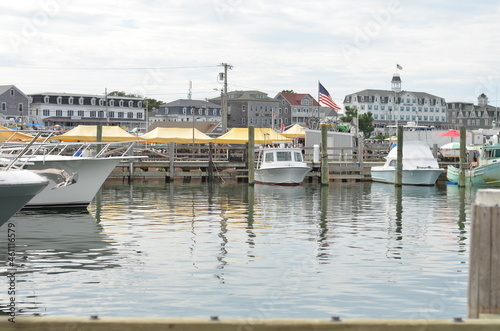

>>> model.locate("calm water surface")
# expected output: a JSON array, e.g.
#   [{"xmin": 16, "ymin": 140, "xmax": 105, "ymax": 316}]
[{"xmin": 0, "ymin": 182, "xmax": 476, "ymax": 319}]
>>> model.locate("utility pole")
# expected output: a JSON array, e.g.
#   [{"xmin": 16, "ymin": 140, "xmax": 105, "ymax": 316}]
[{"xmin": 219, "ymin": 63, "xmax": 232, "ymax": 133}]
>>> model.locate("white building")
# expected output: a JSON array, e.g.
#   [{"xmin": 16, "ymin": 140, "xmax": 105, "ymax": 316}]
[
  {"xmin": 29, "ymin": 92, "xmax": 146, "ymax": 130},
  {"xmin": 343, "ymin": 74, "xmax": 447, "ymax": 134}
]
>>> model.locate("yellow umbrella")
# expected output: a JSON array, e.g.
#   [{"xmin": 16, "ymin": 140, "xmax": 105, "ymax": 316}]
[
  {"xmin": 213, "ymin": 127, "xmax": 292, "ymax": 145},
  {"xmin": 0, "ymin": 126, "xmax": 43, "ymax": 142},
  {"xmin": 49, "ymin": 125, "xmax": 140, "ymax": 142},
  {"xmin": 140, "ymin": 127, "xmax": 213, "ymax": 144},
  {"xmin": 282, "ymin": 124, "xmax": 305, "ymax": 138}
]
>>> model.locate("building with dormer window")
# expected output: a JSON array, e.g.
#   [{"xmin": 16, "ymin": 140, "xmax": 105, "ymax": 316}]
[
  {"xmin": 447, "ymin": 93, "xmax": 499, "ymax": 129},
  {"xmin": 29, "ymin": 92, "xmax": 146, "ymax": 130},
  {"xmin": 343, "ymin": 74, "xmax": 447, "ymax": 135},
  {"xmin": 0, "ymin": 85, "xmax": 31, "ymax": 125},
  {"xmin": 275, "ymin": 92, "xmax": 323, "ymax": 127},
  {"xmin": 210, "ymin": 90, "xmax": 279, "ymax": 129}
]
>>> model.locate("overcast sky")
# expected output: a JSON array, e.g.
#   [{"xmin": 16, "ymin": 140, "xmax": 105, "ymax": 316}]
[{"xmin": 0, "ymin": 0, "xmax": 499, "ymax": 108}]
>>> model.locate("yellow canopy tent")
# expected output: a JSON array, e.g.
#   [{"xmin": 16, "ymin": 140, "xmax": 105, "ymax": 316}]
[
  {"xmin": 0, "ymin": 126, "xmax": 43, "ymax": 142},
  {"xmin": 213, "ymin": 127, "xmax": 292, "ymax": 145},
  {"xmin": 140, "ymin": 127, "xmax": 213, "ymax": 144},
  {"xmin": 282, "ymin": 124, "xmax": 305, "ymax": 138},
  {"xmin": 49, "ymin": 125, "xmax": 140, "ymax": 142}
]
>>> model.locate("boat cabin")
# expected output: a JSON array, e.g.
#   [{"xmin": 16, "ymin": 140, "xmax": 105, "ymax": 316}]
[{"xmin": 261, "ymin": 148, "xmax": 305, "ymax": 164}]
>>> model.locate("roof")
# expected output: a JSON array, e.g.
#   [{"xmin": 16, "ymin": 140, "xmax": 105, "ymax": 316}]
[
  {"xmin": 160, "ymin": 99, "xmax": 221, "ymax": 108},
  {"xmin": 49, "ymin": 125, "xmax": 139, "ymax": 142},
  {"xmin": 148, "ymin": 121, "xmax": 220, "ymax": 134},
  {"xmin": 346, "ymin": 89, "xmax": 443, "ymax": 100},
  {"xmin": 29, "ymin": 92, "xmax": 143, "ymax": 100},
  {"xmin": 210, "ymin": 90, "xmax": 277, "ymax": 102},
  {"xmin": 279, "ymin": 93, "xmax": 320, "ymax": 107}
]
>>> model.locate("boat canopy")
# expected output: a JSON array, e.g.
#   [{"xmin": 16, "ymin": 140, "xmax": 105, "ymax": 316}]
[
  {"xmin": 140, "ymin": 127, "xmax": 213, "ymax": 144},
  {"xmin": 213, "ymin": 128, "xmax": 292, "ymax": 144},
  {"xmin": 386, "ymin": 141, "xmax": 440, "ymax": 169},
  {"xmin": 49, "ymin": 125, "xmax": 140, "ymax": 142}
]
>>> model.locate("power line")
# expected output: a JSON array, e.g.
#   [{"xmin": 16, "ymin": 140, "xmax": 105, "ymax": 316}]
[{"xmin": 0, "ymin": 65, "xmax": 218, "ymax": 70}]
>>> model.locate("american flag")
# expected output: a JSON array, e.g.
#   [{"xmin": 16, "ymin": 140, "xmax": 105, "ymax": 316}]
[
  {"xmin": 318, "ymin": 82, "xmax": 341, "ymax": 110},
  {"xmin": 397, "ymin": 64, "xmax": 403, "ymax": 70}
]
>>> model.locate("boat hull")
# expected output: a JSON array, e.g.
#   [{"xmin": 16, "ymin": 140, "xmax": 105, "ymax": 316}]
[
  {"xmin": 22, "ymin": 156, "xmax": 122, "ymax": 208},
  {"xmin": 254, "ymin": 166, "xmax": 311, "ymax": 185},
  {"xmin": 371, "ymin": 168, "xmax": 443, "ymax": 186},
  {"xmin": 447, "ymin": 163, "xmax": 500, "ymax": 186},
  {"xmin": 0, "ymin": 170, "xmax": 49, "ymax": 226}
]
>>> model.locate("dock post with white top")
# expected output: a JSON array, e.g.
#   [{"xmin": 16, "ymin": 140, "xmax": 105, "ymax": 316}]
[{"xmin": 468, "ymin": 189, "xmax": 500, "ymax": 318}]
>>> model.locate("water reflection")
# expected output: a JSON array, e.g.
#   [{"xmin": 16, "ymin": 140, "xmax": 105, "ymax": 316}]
[{"xmin": 0, "ymin": 182, "xmax": 475, "ymax": 319}]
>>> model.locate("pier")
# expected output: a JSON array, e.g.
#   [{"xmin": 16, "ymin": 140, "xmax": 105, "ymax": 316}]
[{"xmin": 109, "ymin": 144, "xmax": 451, "ymax": 184}]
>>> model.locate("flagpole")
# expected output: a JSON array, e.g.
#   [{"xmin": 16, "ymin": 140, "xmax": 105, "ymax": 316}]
[{"xmin": 317, "ymin": 81, "xmax": 321, "ymax": 130}]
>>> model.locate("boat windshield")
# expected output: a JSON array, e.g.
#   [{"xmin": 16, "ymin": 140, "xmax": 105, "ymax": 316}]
[
  {"xmin": 276, "ymin": 151, "xmax": 292, "ymax": 161},
  {"xmin": 264, "ymin": 152, "xmax": 274, "ymax": 162},
  {"xmin": 294, "ymin": 151, "xmax": 303, "ymax": 162}
]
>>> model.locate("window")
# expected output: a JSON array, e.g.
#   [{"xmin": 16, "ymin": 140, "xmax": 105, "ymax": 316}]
[
  {"xmin": 294, "ymin": 152, "xmax": 303, "ymax": 162},
  {"xmin": 18, "ymin": 103, "xmax": 23, "ymax": 112},
  {"xmin": 109, "ymin": 111, "xmax": 115, "ymax": 118},
  {"xmin": 264, "ymin": 152, "xmax": 274, "ymax": 162},
  {"xmin": 91, "ymin": 98, "xmax": 96, "ymax": 106},
  {"xmin": 44, "ymin": 96, "xmax": 50, "ymax": 104},
  {"xmin": 57, "ymin": 97, "xmax": 62, "ymax": 104},
  {"xmin": 56, "ymin": 110, "xmax": 62, "ymax": 116},
  {"xmin": 43, "ymin": 109, "xmax": 50, "ymax": 116},
  {"xmin": 79, "ymin": 97, "xmax": 84, "ymax": 105},
  {"xmin": 78, "ymin": 111, "xmax": 84, "ymax": 117},
  {"xmin": 1, "ymin": 102, "xmax": 5, "ymax": 111},
  {"xmin": 138, "ymin": 101, "xmax": 142, "ymax": 108},
  {"xmin": 128, "ymin": 101, "xmax": 133, "ymax": 107},
  {"xmin": 137, "ymin": 112, "xmax": 143, "ymax": 119},
  {"xmin": 109, "ymin": 100, "xmax": 115, "ymax": 106},
  {"xmin": 276, "ymin": 151, "xmax": 292, "ymax": 161},
  {"xmin": 119, "ymin": 100, "xmax": 124, "ymax": 107},
  {"xmin": 99, "ymin": 99, "xmax": 105, "ymax": 106},
  {"xmin": 183, "ymin": 107, "xmax": 187, "ymax": 114},
  {"xmin": 118, "ymin": 112, "xmax": 124, "ymax": 118},
  {"xmin": 67, "ymin": 110, "xmax": 74, "ymax": 117},
  {"xmin": 213, "ymin": 109, "xmax": 217, "ymax": 116},
  {"xmin": 90, "ymin": 111, "xmax": 96, "ymax": 117},
  {"xmin": 10, "ymin": 89, "xmax": 14, "ymax": 96},
  {"xmin": 198, "ymin": 109, "xmax": 202, "ymax": 115},
  {"xmin": 98, "ymin": 111, "xmax": 104, "ymax": 118},
  {"xmin": 69, "ymin": 97, "xmax": 74, "ymax": 105},
  {"xmin": 127, "ymin": 112, "xmax": 134, "ymax": 118}
]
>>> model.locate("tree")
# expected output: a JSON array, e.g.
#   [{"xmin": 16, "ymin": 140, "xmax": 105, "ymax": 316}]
[
  {"xmin": 359, "ymin": 112, "xmax": 374, "ymax": 139},
  {"xmin": 339, "ymin": 106, "xmax": 374, "ymax": 138}
]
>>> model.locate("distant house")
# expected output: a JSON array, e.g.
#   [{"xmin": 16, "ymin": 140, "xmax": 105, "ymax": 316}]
[
  {"xmin": 0, "ymin": 85, "xmax": 30, "ymax": 125},
  {"xmin": 210, "ymin": 90, "xmax": 279, "ymax": 129},
  {"xmin": 29, "ymin": 92, "xmax": 146, "ymax": 130},
  {"xmin": 275, "ymin": 92, "xmax": 322, "ymax": 128},
  {"xmin": 154, "ymin": 99, "xmax": 222, "ymax": 123},
  {"xmin": 447, "ymin": 93, "xmax": 499, "ymax": 129}
]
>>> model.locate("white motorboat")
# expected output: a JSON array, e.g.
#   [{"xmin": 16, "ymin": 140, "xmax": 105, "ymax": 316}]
[
  {"xmin": 1, "ymin": 139, "xmax": 140, "ymax": 208},
  {"xmin": 254, "ymin": 147, "xmax": 311, "ymax": 185},
  {"xmin": 371, "ymin": 141, "xmax": 444, "ymax": 185},
  {"xmin": 0, "ymin": 170, "xmax": 49, "ymax": 227}
]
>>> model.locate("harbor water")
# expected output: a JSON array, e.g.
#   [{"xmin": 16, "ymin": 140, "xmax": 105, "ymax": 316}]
[{"xmin": 1, "ymin": 181, "xmax": 475, "ymax": 319}]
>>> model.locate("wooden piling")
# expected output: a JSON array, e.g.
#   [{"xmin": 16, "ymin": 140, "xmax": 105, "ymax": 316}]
[
  {"xmin": 469, "ymin": 189, "xmax": 500, "ymax": 318},
  {"xmin": 395, "ymin": 126, "xmax": 403, "ymax": 186},
  {"xmin": 321, "ymin": 125, "xmax": 329, "ymax": 185},
  {"xmin": 459, "ymin": 126, "xmax": 467, "ymax": 187},
  {"xmin": 168, "ymin": 142, "xmax": 175, "ymax": 183},
  {"xmin": 248, "ymin": 125, "xmax": 255, "ymax": 185},
  {"xmin": 207, "ymin": 142, "xmax": 214, "ymax": 183}
]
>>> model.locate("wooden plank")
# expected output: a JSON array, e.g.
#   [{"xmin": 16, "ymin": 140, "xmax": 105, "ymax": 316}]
[{"xmin": 3, "ymin": 317, "xmax": 500, "ymax": 331}]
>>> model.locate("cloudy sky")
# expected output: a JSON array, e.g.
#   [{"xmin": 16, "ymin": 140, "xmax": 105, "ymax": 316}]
[{"xmin": 0, "ymin": 0, "xmax": 499, "ymax": 108}]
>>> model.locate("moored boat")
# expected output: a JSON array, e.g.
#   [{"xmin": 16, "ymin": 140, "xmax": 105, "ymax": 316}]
[
  {"xmin": 371, "ymin": 141, "xmax": 444, "ymax": 186},
  {"xmin": 254, "ymin": 147, "xmax": 311, "ymax": 185},
  {"xmin": 447, "ymin": 144, "xmax": 500, "ymax": 186}
]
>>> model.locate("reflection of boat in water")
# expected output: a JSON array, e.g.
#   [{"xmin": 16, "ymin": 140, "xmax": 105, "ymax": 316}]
[
  {"xmin": 447, "ymin": 144, "xmax": 500, "ymax": 186},
  {"xmin": 0, "ymin": 169, "xmax": 49, "ymax": 227},
  {"xmin": 0, "ymin": 210, "xmax": 118, "ymax": 271},
  {"xmin": 371, "ymin": 141, "xmax": 444, "ymax": 185},
  {"xmin": 254, "ymin": 147, "xmax": 311, "ymax": 185}
]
